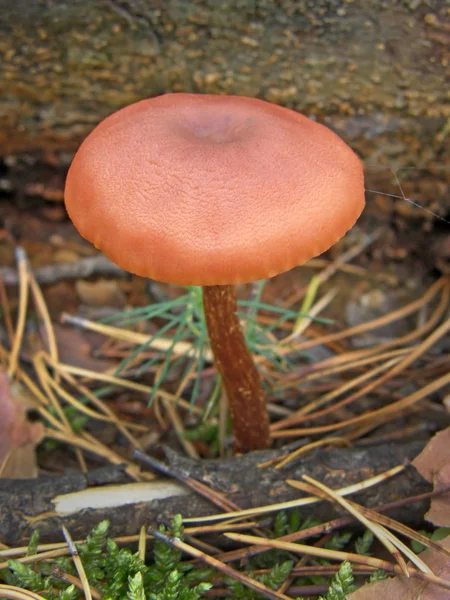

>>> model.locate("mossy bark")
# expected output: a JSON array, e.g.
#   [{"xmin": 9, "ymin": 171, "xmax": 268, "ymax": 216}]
[
  {"xmin": 0, "ymin": 442, "xmax": 430, "ymax": 545},
  {"xmin": 0, "ymin": 2, "xmax": 448, "ymax": 172}
]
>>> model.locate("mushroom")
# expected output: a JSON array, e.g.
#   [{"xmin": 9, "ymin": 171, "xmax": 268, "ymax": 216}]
[{"xmin": 64, "ymin": 93, "xmax": 365, "ymax": 453}]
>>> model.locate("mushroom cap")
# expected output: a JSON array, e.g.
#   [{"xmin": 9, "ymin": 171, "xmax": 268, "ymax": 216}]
[{"xmin": 65, "ymin": 93, "xmax": 365, "ymax": 286}]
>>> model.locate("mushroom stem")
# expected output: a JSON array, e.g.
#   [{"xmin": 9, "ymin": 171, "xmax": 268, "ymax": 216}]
[{"xmin": 202, "ymin": 284, "xmax": 271, "ymax": 452}]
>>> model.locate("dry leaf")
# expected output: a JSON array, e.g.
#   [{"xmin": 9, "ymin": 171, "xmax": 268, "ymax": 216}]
[
  {"xmin": 413, "ymin": 427, "xmax": 450, "ymax": 527},
  {"xmin": 0, "ymin": 370, "xmax": 43, "ymax": 479},
  {"xmin": 424, "ymin": 461, "xmax": 450, "ymax": 527},
  {"xmin": 351, "ymin": 432, "xmax": 450, "ymax": 598},
  {"xmin": 349, "ymin": 536, "xmax": 450, "ymax": 600},
  {"xmin": 52, "ymin": 323, "xmax": 115, "ymax": 372},
  {"xmin": 413, "ymin": 428, "xmax": 450, "ymax": 483}
]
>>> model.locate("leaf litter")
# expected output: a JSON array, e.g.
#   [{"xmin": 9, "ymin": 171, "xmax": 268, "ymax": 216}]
[
  {"xmin": 0, "ymin": 177, "xmax": 449, "ymax": 597},
  {"xmin": 0, "ymin": 370, "xmax": 43, "ymax": 478}
]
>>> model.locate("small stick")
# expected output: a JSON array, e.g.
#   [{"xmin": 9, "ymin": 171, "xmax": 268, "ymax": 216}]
[
  {"xmin": 133, "ymin": 450, "xmax": 239, "ymax": 513},
  {"xmin": 0, "ymin": 255, "xmax": 124, "ymax": 286}
]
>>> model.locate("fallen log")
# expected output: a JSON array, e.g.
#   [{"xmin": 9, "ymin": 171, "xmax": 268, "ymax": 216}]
[
  {"xmin": 1, "ymin": 1, "xmax": 448, "ymax": 216},
  {"xmin": 0, "ymin": 441, "xmax": 431, "ymax": 545}
]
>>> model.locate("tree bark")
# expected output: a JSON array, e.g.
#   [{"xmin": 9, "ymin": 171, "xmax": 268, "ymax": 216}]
[
  {"xmin": 1, "ymin": 1, "xmax": 448, "ymax": 213},
  {"xmin": 0, "ymin": 441, "xmax": 431, "ymax": 546}
]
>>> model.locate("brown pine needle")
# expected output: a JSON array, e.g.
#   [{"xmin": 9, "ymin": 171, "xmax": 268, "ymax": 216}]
[
  {"xmin": 51, "ymin": 566, "xmax": 101, "ymax": 600},
  {"xmin": 8, "ymin": 248, "xmax": 29, "ymax": 379},
  {"xmin": 161, "ymin": 397, "xmax": 200, "ymax": 459},
  {"xmin": 300, "ymin": 489, "xmax": 450, "ymax": 563},
  {"xmin": 300, "ymin": 475, "xmax": 410, "ymax": 577},
  {"xmin": 58, "ymin": 368, "xmax": 148, "ymax": 435},
  {"xmin": 149, "ymin": 528, "xmax": 292, "ymax": 600},
  {"xmin": 50, "ymin": 359, "xmax": 203, "ymax": 415},
  {"xmin": 33, "ymin": 351, "xmax": 87, "ymax": 470},
  {"xmin": 0, "ymin": 548, "xmax": 73, "ymax": 572},
  {"xmin": 272, "ymin": 368, "xmax": 450, "ymax": 438},
  {"xmin": 274, "ymin": 313, "xmax": 450, "ymax": 436},
  {"xmin": 273, "ymin": 436, "xmax": 351, "ymax": 469},
  {"xmin": 44, "ymin": 367, "xmax": 143, "ymax": 449},
  {"xmin": 184, "ymin": 521, "xmax": 260, "ymax": 536},
  {"xmin": 46, "ymin": 375, "xmax": 117, "ymax": 422},
  {"xmin": 303, "ymin": 481, "xmax": 433, "ymax": 577},
  {"xmin": 61, "ymin": 526, "xmax": 94, "ymax": 600},
  {"xmin": 271, "ymin": 355, "xmax": 402, "ymax": 431},
  {"xmin": 298, "ymin": 476, "xmax": 436, "ymax": 577},
  {"xmin": 28, "ymin": 271, "xmax": 59, "ymax": 373},
  {"xmin": 279, "ymin": 277, "xmax": 448, "ymax": 385},
  {"xmin": 279, "ymin": 276, "xmax": 447, "ymax": 355},
  {"xmin": 379, "ymin": 526, "xmax": 433, "ymax": 574},
  {"xmin": 0, "ymin": 451, "xmax": 12, "ymax": 478},
  {"xmin": 347, "ymin": 500, "xmax": 450, "ymax": 560},
  {"xmin": 61, "ymin": 312, "xmax": 213, "ymax": 361},
  {"xmin": 0, "ymin": 585, "xmax": 48, "ymax": 600},
  {"xmin": 224, "ymin": 532, "xmax": 450, "ymax": 592},
  {"xmin": 0, "ymin": 276, "xmax": 14, "ymax": 346},
  {"xmin": 216, "ymin": 486, "xmax": 450, "ymax": 565},
  {"xmin": 33, "ymin": 352, "xmax": 72, "ymax": 431},
  {"xmin": 286, "ymin": 463, "xmax": 403, "ymax": 496},
  {"xmin": 0, "ymin": 532, "xmax": 159, "ymax": 563},
  {"xmin": 277, "ymin": 347, "xmax": 409, "ymax": 390},
  {"xmin": 44, "ymin": 428, "xmax": 144, "ymax": 480}
]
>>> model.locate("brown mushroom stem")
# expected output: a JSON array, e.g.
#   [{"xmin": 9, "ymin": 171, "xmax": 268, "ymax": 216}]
[{"xmin": 202, "ymin": 284, "xmax": 271, "ymax": 452}]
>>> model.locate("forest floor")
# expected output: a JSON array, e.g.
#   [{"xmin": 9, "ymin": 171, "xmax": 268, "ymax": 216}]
[{"xmin": 0, "ymin": 153, "xmax": 449, "ymax": 599}]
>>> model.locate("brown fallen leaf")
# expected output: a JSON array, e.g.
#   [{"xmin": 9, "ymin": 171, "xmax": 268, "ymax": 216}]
[
  {"xmin": 413, "ymin": 427, "xmax": 450, "ymax": 527},
  {"xmin": 51, "ymin": 323, "xmax": 115, "ymax": 372},
  {"xmin": 426, "ymin": 463, "xmax": 450, "ymax": 528},
  {"xmin": 0, "ymin": 370, "xmax": 43, "ymax": 479},
  {"xmin": 349, "ymin": 536, "xmax": 450, "ymax": 600}
]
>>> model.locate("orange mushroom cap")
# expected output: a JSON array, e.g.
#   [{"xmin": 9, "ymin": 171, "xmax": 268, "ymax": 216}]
[{"xmin": 65, "ymin": 93, "xmax": 365, "ymax": 286}]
